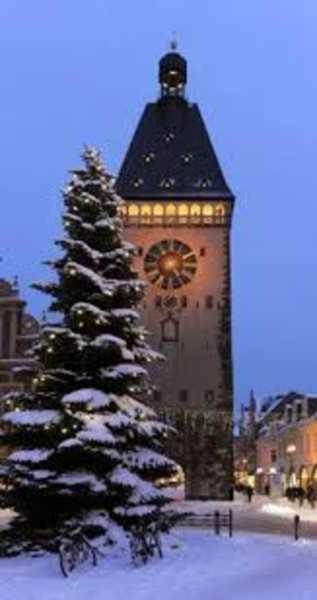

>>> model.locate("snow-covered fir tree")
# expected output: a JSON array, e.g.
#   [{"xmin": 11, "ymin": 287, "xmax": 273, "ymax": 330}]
[{"xmin": 0, "ymin": 147, "xmax": 179, "ymax": 558}]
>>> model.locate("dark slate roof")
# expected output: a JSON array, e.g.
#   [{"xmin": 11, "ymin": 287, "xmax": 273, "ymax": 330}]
[{"xmin": 116, "ymin": 96, "xmax": 234, "ymax": 201}]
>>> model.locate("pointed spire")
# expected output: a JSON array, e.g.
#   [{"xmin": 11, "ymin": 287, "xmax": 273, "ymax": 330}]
[{"xmin": 170, "ymin": 33, "xmax": 178, "ymax": 52}]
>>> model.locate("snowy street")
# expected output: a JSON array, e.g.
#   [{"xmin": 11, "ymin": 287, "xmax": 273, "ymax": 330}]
[
  {"xmin": 173, "ymin": 494, "xmax": 317, "ymax": 539},
  {"xmin": 0, "ymin": 528, "xmax": 316, "ymax": 600}
]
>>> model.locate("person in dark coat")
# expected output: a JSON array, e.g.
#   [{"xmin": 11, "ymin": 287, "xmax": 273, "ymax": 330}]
[
  {"xmin": 246, "ymin": 486, "xmax": 254, "ymax": 503},
  {"xmin": 297, "ymin": 486, "xmax": 305, "ymax": 507},
  {"xmin": 307, "ymin": 485, "xmax": 316, "ymax": 509}
]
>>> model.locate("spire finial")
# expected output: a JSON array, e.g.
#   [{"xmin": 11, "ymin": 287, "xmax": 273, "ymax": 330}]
[{"xmin": 170, "ymin": 32, "xmax": 177, "ymax": 51}]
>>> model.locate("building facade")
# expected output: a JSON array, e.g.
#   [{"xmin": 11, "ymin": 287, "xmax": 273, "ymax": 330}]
[
  {"xmin": 256, "ymin": 392, "xmax": 317, "ymax": 495},
  {"xmin": 0, "ymin": 278, "xmax": 39, "ymax": 400},
  {"xmin": 234, "ymin": 391, "xmax": 258, "ymax": 488},
  {"xmin": 116, "ymin": 47, "xmax": 235, "ymax": 499}
]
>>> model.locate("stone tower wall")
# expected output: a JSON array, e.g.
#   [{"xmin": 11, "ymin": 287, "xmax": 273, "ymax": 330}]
[{"xmin": 124, "ymin": 222, "xmax": 233, "ymax": 499}]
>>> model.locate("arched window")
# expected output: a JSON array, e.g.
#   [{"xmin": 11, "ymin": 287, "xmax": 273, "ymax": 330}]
[
  {"xmin": 178, "ymin": 204, "xmax": 189, "ymax": 216},
  {"xmin": 190, "ymin": 204, "xmax": 201, "ymax": 216},
  {"xmin": 166, "ymin": 203, "xmax": 176, "ymax": 217},
  {"xmin": 161, "ymin": 316, "xmax": 179, "ymax": 342},
  {"xmin": 128, "ymin": 204, "xmax": 139, "ymax": 217},
  {"xmin": 215, "ymin": 204, "xmax": 225, "ymax": 217},
  {"xmin": 202, "ymin": 204, "xmax": 213, "ymax": 216},
  {"xmin": 140, "ymin": 204, "xmax": 151, "ymax": 217},
  {"xmin": 153, "ymin": 204, "xmax": 164, "ymax": 216}
]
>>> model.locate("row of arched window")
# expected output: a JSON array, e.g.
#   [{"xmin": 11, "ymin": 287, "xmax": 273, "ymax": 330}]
[{"xmin": 122, "ymin": 202, "xmax": 227, "ymax": 220}]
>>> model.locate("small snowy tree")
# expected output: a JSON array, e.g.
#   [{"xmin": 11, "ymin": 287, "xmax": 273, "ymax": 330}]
[{"xmin": 0, "ymin": 148, "xmax": 179, "ymax": 558}]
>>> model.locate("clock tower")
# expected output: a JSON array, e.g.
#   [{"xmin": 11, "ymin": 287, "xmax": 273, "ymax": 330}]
[{"xmin": 116, "ymin": 45, "xmax": 235, "ymax": 499}]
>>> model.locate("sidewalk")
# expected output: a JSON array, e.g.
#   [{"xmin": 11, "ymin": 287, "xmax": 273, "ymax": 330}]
[{"xmin": 171, "ymin": 493, "xmax": 317, "ymax": 539}]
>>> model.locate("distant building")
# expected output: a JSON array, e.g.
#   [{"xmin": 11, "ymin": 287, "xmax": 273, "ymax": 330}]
[
  {"xmin": 0, "ymin": 278, "xmax": 39, "ymax": 398},
  {"xmin": 234, "ymin": 391, "xmax": 258, "ymax": 487},
  {"xmin": 256, "ymin": 392, "xmax": 317, "ymax": 495}
]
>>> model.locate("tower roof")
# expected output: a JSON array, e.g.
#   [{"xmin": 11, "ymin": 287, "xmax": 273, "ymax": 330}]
[{"xmin": 116, "ymin": 49, "xmax": 234, "ymax": 201}]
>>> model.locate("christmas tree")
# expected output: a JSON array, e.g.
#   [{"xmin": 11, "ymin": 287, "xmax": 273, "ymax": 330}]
[{"xmin": 0, "ymin": 147, "xmax": 179, "ymax": 559}]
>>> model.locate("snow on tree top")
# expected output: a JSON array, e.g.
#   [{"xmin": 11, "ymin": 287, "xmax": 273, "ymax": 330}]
[
  {"xmin": 102, "ymin": 364, "xmax": 147, "ymax": 379},
  {"xmin": 110, "ymin": 467, "xmax": 141, "ymax": 488},
  {"xmin": 62, "ymin": 239, "xmax": 103, "ymax": 261},
  {"xmin": 111, "ymin": 308, "xmax": 139, "ymax": 320},
  {"xmin": 115, "ymin": 505, "xmax": 157, "ymax": 517},
  {"xmin": 58, "ymin": 438, "xmax": 83, "ymax": 449},
  {"xmin": 137, "ymin": 420, "xmax": 172, "ymax": 437},
  {"xmin": 32, "ymin": 470, "xmax": 56, "ymax": 480},
  {"xmin": 62, "ymin": 388, "xmax": 112, "ymax": 410},
  {"xmin": 55, "ymin": 472, "xmax": 106, "ymax": 492},
  {"xmin": 115, "ymin": 395, "xmax": 156, "ymax": 419},
  {"xmin": 77, "ymin": 414, "xmax": 116, "ymax": 445},
  {"xmin": 8, "ymin": 449, "xmax": 53, "ymax": 463},
  {"xmin": 2, "ymin": 410, "xmax": 61, "ymax": 426},
  {"xmin": 126, "ymin": 448, "xmax": 175, "ymax": 469},
  {"xmin": 71, "ymin": 303, "xmax": 109, "ymax": 321},
  {"xmin": 78, "ymin": 426, "xmax": 116, "ymax": 445},
  {"xmin": 92, "ymin": 334, "xmax": 126, "ymax": 349},
  {"xmin": 105, "ymin": 413, "xmax": 132, "ymax": 430},
  {"xmin": 65, "ymin": 262, "xmax": 113, "ymax": 296}
]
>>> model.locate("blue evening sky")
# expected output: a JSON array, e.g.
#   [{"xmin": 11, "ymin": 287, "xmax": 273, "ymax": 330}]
[{"xmin": 1, "ymin": 1, "xmax": 316, "ymax": 408}]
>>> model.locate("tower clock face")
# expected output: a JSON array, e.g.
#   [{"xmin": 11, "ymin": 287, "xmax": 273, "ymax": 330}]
[{"xmin": 144, "ymin": 239, "xmax": 197, "ymax": 289}]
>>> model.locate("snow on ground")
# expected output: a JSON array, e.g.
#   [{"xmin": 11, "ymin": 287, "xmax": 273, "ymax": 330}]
[{"xmin": 0, "ymin": 528, "xmax": 316, "ymax": 600}]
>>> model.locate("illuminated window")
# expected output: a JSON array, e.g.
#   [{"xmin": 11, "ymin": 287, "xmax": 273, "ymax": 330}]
[
  {"xmin": 153, "ymin": 204, "xmax": 164, "ymax": 216},
  {"xmin": 202, "ymin": 204, "xmax": 214, "ymax": 217},
  {"xmin": 190, "ymin": 204, "xmax": 201, "ymax": 216},
  {"xmin": 128, "ymin": 204, "xmax": 139, "ymax": 217},
  {"xmin": 178, "ymin": 204, "xmax": 189, "ymax": 216},
  {"xmin": 141, "ymin": 204, "xmax": 151, "ymax": 216},
  {"xmin": 166, "ymin": 203, "xmax": 176, "ymax": 216},
  {"xmin": 215, "ymin": 204, "xmax": 225, "ymax": 217}
]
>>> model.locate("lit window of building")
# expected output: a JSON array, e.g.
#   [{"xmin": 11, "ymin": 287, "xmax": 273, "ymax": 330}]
[
  {"xmin": 190, "ymin": 203, "xmax": 201, "ymax": 216},
  {"xmin": 153, "ymin": 203, "xmax": 164, "ymax": 216},
  {"xmin": 128, "ymin": 204, "xmax": 139, "ymax": 217}
]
